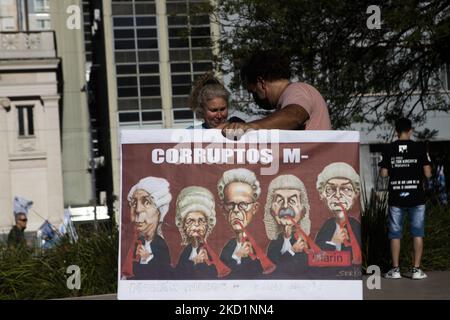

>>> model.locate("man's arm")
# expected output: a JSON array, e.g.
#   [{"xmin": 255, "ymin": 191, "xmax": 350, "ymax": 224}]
[
  {"xmin": 248, "ymin": 104, "xmax": 310, "ymax": 130},
  {"xmin": 7, "ymin": 228, "xmax": 18, "ymax": 249},
  {"xmin": 423, "ymin": 165, "xmax": 433, "ymax": 191},
  {"xmin": 220, "ymin": 104, "xmax": 309, "ymax": 137},
  {"xmin": 7, "ymin": 229, "xmax": 15, "ymax": 247}
]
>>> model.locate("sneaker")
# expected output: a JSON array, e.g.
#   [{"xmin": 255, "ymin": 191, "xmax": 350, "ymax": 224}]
[
  {"xmin": 384, "ymin": 267, "xmax": 402, "ymax": 279},
  {"xmin": 411, "ymin": 267, "xmax": 427, "ymax": 280}
]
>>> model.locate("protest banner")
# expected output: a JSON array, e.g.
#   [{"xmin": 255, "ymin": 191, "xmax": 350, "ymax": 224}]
[{"xmin": 118, "ymin": 129, "xmax": 362, "ymax": 300}]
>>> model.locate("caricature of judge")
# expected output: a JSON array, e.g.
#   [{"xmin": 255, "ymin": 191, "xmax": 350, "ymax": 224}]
[
  {"xmin": 315, "ymin": 163, "xmax": 362, "ymax": 265},
  {"xmin": 123, "ymin": 176, "xmax": 173, "ymax": 280},
  {"xmin": 174, "ymin": 186, "xmax": 220, "ymax": 279},
  {"xmin": 217, "ymin": 168, "xmax": 264, "ymax": 279},
  {"xmin": 264, "ymin": 175, "xmax": 311, "ymax": 278}
]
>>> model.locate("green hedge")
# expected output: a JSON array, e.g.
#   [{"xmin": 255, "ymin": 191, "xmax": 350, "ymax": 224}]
[
  {"xmin": 0, "ymin": 226, "xmax": 118, "ymax": 300},
  {"xmin": 361, "ymin": 192, "xmax": 450, "ymax": 273}
]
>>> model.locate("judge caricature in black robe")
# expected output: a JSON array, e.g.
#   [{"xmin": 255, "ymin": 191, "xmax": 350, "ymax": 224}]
[
  {"xmin": 315, "ymin": 162, "xmax": 362, "ymax": 273},
  {"xmin": 217, "ymin": 168, "xmax": 266, "ymax": 279},
  {"xmin": 174, "ymin": 186, "xmax": 223, "ymax": 279},
  {"xmin": 123, "ymin": 176, "xmax": 173, "ymax": 280},
  {"xmin": 264, "ymin": 175, "xmax": 311, "ymax": 278}
]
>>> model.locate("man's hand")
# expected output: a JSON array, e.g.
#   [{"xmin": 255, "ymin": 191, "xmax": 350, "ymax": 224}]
[
  {"xmin": 236, "ymin": 241, "xmax": 254, "ymax": 258},
  {"xmin": 331, "ymin": 228, "xmax": 349, "ymax": 245},
  {"xmin": 215, "ymin": 122, "xmax": 227, "ymax": 130},
  {"xmin": 221, "ymin": 123, "xmax": 255, "ymax": 140},
  {"xmin": 292, "ymin": 236, "xmax": 307, "ymax": 253},
  {"xmin": 193, "ymin": 248, "xmax": 208, "ymax": 265},
  {"xmin": 283, "ymin": 225, "xmax": 293, "ymax": 238},
  {"xmin": 136, "ymin": 245, "xmax": 152, "ymax": 261}
]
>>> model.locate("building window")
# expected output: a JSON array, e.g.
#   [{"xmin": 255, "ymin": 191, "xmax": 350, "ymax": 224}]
[
  {"xmin": 0, "ymin": 0, "xmax": 51, "ymax": 31},
  {"xmin": 167, "ymin": 1, "xmax": 213, "ymax": 123},
  {"xmin": 112, "ymin": 0, "xmax": 160, "ymax": 126},
  {"xmin": 33, "ymin": 0, "xmax": 50, "ymax": 12},
  {"xmin": 173, "ymin": 109, "xmax": 194, "ymax": 120},
  {"xmin": 112, "ymin": 0, "xmax": 214, "ymax": 126},
  {"xmin": 0, "ymin": 17, "xmax": 17, "ymax": 31},
  {"xmin": 27, "ymin": 0, "xmax": 52, "ymax": 31},
  {"xmin": 0, "ymin": 0, "xmax": 19, "ymax": 31},
  {"xmin": 35, "ymin": 18, "xmax": 51, "ymax": 30},
  {"xmin": 17, "ymin": 106, "xmax": 34, "ymax": 137}
]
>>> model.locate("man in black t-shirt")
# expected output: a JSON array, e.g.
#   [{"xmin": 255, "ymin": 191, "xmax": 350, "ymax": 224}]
[{"xmin": 378, "ymin": 118, "xmax": 432, "ymax": 280}]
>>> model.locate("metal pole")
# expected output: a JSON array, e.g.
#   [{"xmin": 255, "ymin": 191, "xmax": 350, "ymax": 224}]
[
  {"xmin": 90, "ymin": 157, "xmax": 98, "ymax": 231},
  {"xmin": 84, "ymin": 81, "xmax": 97, "ymax": 232}
]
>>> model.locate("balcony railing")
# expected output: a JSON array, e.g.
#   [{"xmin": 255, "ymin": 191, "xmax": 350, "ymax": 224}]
[{"xmin": 0, "ymin": 31, "xmax": 55, "ymax": 59}]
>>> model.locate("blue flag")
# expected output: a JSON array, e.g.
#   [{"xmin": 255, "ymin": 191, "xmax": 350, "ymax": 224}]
[
  {"xmin": 38, "ymin": 220, "xmax": 61, "ymax": 249},
  {"xmin": 59, "ymin": 207, "xmax": 79, "ymax": 243},
  {"xmin": 13, "ymin": 196, "xmax": 33, "ymax": 216}
]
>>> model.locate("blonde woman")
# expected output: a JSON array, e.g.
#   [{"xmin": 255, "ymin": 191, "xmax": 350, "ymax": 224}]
[{"xmin": 188, "ymin": 73, "xmax": 244, "ymax": 129}]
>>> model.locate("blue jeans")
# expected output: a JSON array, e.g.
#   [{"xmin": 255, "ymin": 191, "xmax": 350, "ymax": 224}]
[{"xmin": 388, "ymin": 205, "xmax": 425, "ymax": 239}]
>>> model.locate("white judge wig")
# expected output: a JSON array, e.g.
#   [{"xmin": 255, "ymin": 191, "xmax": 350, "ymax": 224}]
[
  {"xmin": 264, "ymin": 175, "xmax": 311, "ymax": 240},
  {"xmin": 217, "ymin": 168, "xmax": 261, "ymax": 201},
  {"xmin": 316, "ymin": 162, "xmax": 360, "ymax": 194},
  {"xmin": 127, "ymin": 176, "xmax": 172, "ymax": 222},
  {"xmin": 175, "ymin": 186, "xmax": 216, "ymax": 245}
]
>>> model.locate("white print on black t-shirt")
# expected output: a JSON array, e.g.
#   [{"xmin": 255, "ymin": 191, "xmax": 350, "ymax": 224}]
[
  {"xmin": 390, "ymin": 179, "xmax": 419, "ymax": 191},
  {"xmin": 380, "ymin": 140, "xmax": 430, "ymax": 206},
  {"xmin": 391, "ymin": 156, "xmax": 418, "ymax": 168}
]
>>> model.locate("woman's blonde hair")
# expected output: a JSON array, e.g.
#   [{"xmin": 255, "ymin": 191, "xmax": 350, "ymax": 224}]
[{"xmin": 189, "ymin": 72, "xmax": 230, "ymax": 120}]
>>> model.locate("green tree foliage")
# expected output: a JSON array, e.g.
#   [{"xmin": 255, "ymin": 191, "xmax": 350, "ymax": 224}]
[{"xmin": 213, "ymin": 0, "xmax": 450, "ymax": 129}]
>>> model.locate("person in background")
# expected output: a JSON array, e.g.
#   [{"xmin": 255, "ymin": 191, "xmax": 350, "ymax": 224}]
[
  {"xmin": 8, "ymin": 196, "xmax": 33, "ymax": 250},
  {"xmin": 379, "ymin": 117, "xmax": 432, "ymax": 280},
  {"xmin": 436, "ymin": 160, "xmax": 448, "ymax": 206},
  {"xmin": 8, "ymin": 212, "xmax": 28, "ymax": 250},
  {"xmin": 188, "ymin": 72, "xmax": 244, "ymax": 129},
  {"xmin": 429, "ymin": 155, "xmax": 448, "ymax": 206}
]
